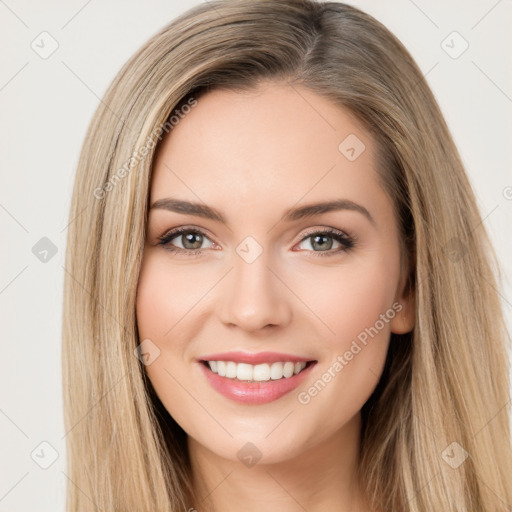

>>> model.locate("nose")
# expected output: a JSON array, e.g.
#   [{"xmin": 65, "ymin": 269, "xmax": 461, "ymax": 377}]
[{"xmin": 218, "ymin": 252, "xmax": 292, "ymax": 333}]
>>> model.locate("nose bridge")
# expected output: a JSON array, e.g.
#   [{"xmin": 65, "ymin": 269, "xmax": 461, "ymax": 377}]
[{"xmin": 218, "ymin": 245, "xmax": 291, "ymax": 331}]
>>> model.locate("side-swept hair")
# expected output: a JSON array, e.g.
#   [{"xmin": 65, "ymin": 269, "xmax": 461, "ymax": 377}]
[{"xmin": 62, "ymin": 1, "xmax": 512, "ymax": 510}]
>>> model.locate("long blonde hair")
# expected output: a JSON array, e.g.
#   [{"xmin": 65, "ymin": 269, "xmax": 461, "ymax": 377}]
[{"xmin": 62, "ymin": 1, "xmax": 512, "ymax": 510}]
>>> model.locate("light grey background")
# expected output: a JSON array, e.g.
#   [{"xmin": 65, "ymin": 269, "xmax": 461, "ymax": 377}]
[{"xmin": 1, "ymin": 1, "xmax": 511, "ymax": 510}]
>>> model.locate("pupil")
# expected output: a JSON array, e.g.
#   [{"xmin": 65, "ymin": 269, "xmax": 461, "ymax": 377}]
[
  {"xmin": 179, "ymin": 233, "xmax": 334, "ymax": 251},
  {"xmin": 312, "ymin": 234, "xmax": 332, "ymax": 251},
  {"xmin": 183, "ymin": 232, "xmax": 202, "ymax": 249}
]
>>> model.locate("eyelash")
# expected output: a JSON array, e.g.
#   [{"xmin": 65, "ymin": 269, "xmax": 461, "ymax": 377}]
[{"xmin": 156, "ymin": 226, "xmax": 356, "ymax": 258}]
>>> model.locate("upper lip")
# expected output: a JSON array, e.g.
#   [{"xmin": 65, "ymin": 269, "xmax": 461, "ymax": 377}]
[{"xmin": 198, "ymin": 351, "xmax": 316, "ymax": 365}]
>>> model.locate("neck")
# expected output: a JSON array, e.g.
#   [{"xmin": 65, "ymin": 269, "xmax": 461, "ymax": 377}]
[{"xmin": 186, "ymin": 412, "xmax": 369, "ymax": 512}]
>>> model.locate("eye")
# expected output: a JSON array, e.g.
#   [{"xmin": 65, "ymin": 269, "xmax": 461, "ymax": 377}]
[
  {"xmin": 157, "ymin": 227, "xmax": 216, "ymax": 256},
  {"xmin": 156, "ymin": 226, "xmax": 356, "ymax": 257},
  {"xmin": 294, "ymin": 228, "xmax": 355, "ymax": 257}
]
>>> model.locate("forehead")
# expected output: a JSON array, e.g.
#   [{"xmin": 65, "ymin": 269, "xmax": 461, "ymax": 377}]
[{"xmin": 149, "ymin": 82, "xmax": 385, "ymax": 221}]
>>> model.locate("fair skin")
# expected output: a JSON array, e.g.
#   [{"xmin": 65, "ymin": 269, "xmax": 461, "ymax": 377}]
[{"xmin": 136, "ymin": 81, "xmax": 415, "ymax": 512}]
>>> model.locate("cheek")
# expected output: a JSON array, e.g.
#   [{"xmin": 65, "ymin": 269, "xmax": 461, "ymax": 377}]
[
  {"xmin": 292, "ymin": 259, "xmax": 398, "ymax": 439},
  {"xmin": 135, "ymin": 256, "xmax": 190, "ymax": 417},
  {"xmin": 135, "ymin": 254, "xmax": 185, "ymax": 379},
  {"xmin": 135, "ymin": 252, "xmax": 215, "ymax": 403},
  {"xmin": 135, "ymin": 253, "xmax": 200, "ymax": 344},
  {"xmin": 292, "ymin": 253, "xmax": 400, "ymax": 347}
]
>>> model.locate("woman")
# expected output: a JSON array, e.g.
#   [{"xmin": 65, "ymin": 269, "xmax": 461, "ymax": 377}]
[{"xmin": 62, "ymin": 0, "xmax": 512, "ymax": 510}]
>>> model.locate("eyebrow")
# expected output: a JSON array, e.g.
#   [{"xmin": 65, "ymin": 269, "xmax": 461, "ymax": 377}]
[{"xmin": 150, "ymin": 197, "xmax": 375, "ymax": 226}]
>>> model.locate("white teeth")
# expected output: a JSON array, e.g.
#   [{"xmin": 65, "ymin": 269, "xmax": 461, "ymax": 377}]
[
  {"xmin": 270, "ymin": 362, "xmax": 283, "ymax": 380},
  {"xmin": 225, "ymin": 361, "xmax": 237, "ymax": 378},
  {"xmin": 236, "ymin": 363, "xmax": 253, "ymax": 381},
  {"xmin": 283, "ymin": 362, "xmax": 294, "ymax": 378},
  {"xmin": 253, "ymin": 363, "xmax": 270, "ymax": 381},
  {"xmin": 206, "ymin": 360, "xmax": 308, "ymax": 381},
  {"xmin": 217, "ymin": 361, "xmax": 226, "ymax": 377}
]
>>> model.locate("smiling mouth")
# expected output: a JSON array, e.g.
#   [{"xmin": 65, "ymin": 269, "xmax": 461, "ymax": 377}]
[{"xmin": 200, "ymin": 359, "xmax": 317, "ymax": 382}]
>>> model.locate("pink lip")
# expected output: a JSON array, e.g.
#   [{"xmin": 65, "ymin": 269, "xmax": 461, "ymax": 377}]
[
  {"xmin": 198, "ymin": 351, "xmax": 314, "ymax": 365},
  {"xmin": 198, "ymin": 360, "xmax": 317, "ymax": 405}
]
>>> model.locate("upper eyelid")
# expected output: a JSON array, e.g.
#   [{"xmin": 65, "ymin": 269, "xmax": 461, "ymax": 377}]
[
  {"xmin": 158, "ymin": 226, "xmax": 215, "ymax": 243},
  {"xmin": 158, "ymin": 225, "xmax": 353, "ymax": 246}
]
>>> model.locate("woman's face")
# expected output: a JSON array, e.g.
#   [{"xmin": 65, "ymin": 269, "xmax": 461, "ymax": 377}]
[{"xmin": 136, "ymin": 81, "xmax": 414, "ymax": 465}]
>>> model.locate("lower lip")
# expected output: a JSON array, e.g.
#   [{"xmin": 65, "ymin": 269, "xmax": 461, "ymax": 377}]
[{"xmin": 198, "ymin": 361, "xmax": 317, "ymax": 405}]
